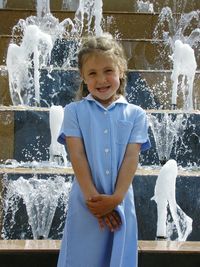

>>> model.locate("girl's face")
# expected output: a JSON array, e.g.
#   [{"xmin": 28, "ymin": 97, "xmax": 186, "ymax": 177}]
[{"xmin": 81, "ymin": 52, "xmax": 122, "ymax": 107}]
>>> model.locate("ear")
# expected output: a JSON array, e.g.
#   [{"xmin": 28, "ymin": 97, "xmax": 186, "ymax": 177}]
[
  {"xmin": 118, "ymin": 67, "xmax": 124, "ymax": 79},
  {"xmin": 80, "ymin": 72, "xmax": 86, "ymax": 84},
  {"xmin": 119, "ymin": 71, "xmax": 124, "ymax": 79}
]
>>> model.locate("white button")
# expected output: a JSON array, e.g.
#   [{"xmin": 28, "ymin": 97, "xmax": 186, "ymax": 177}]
[
  {"xmin": 104, "ymin": 111, "xmax": 107, "ymax": 115},
  {"xmin": 104, "ymin": 129, "xmax": 108, "ymax": 134},
  {"xmin": 105, "ymin": 148, "xmax": 109, "ymax": 153},
  {"xmin": 106, "ymin": 170, "xmax": 110, "ymax": 175}
]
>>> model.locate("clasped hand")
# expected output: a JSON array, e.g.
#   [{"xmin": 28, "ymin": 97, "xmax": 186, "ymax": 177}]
[{"xmin": 86, "ymin": 194, "xmax": 122, "ymax": 232}]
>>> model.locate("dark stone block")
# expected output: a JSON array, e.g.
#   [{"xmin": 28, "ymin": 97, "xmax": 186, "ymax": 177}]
[
  {"xmin": 141, "ymin": 113, "xmax": 200, "ymax": 167},
  {"xmin": 14, "ymin": 111, "xmax": 50, "ymax": 162},
  {"xmin": 31, "ymin": 69, "xmax": 160, "ymax": 108},
  {"xmin": 39, "ymin": 69, "xmax": 80, "ymax": 107},
  {"xmin": 133, "ymin": 174, "xmax": 200, "ymax": 241},
  {"xmin": 2, "ymin": 173, "xmax": 200, "ymax": 241},
  {"xmin": 138, "ymin": 253, "xmax": 200, "ymax": 267},
  {"xmin": 0, "ymin": 253, "xmax": 58, "ymax": 267},
  {"xmin": 11, "ymin": 109, "xmax": 200, "ymax": 166},
  {"xmin": 126, "ymin": 71, "xmax": 160, "ymax": 109},
  {"xmin": 2, "ymin": 173, "xmax": 70, "ymax": 240}
]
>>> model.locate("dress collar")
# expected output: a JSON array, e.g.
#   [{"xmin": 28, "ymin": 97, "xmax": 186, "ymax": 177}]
[{"xmin": 84, "ymin": 94, "xmax": 128, "ymax": 109}]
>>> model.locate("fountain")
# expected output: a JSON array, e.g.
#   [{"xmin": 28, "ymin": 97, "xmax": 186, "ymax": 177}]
[
  {"xmin": 0, "ymin": 0, "xmax": 199, "ymax": 244},
  {"xmin": 151, "ymin": 159, "xmax": 193, "ymax": 241},
  {"xmin": 49, "ymin": 105, "xmax": 68, "ymax": 166},
  {"xmin": 170, "ymin": 39, "xmax": 197, "ymax": 110},
  {"xmin": 136, "ymin": 0, "xmax": 154, "ymax": 13},
  {"xmin": 148, "ymin": 113, "xmax": 187, "ymax": 165},
  {"xmin": 0, "ymin": 0, "xmax": 104, "ymax": 240},
  {"xmin": 2, "ymin": 175, "xmax": 72, "ymax": 239}
]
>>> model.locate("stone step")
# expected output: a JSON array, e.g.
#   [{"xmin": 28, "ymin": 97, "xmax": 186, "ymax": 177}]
[
  {"xmin": 0, "ymin": 240, "xmax": 199, "ymax": 267},
  {"xmin": 0, "ymin": 169, "xmax": 199, "ymax": 241},
  {"xmin": 0, "ymin": 68, "xmax": 200, "ymax": 109},
  {"xmin": 0, "ymin": 10, "xmax": 159, "ymax": 38},
  {"xmin": 3, "ymin": 0, "xmax": 200, "ymax": 13},
  {"xmin": 1, "ymin": 35, "xmax": 200, "ymax": 71},
  {"xmin": 1, "ymin": 166, "xmax": 199, "ymax": 177},
  {"xmin": 0, "ymin": 36, "xmax": 169, "ymax": 70},
  {"xmin": 0, "ymin": 108, "xmax": 199, "ymax": 167},
  {"xmin": 0, "ymin": 9, "xmax": 199, "ymax": 45}
]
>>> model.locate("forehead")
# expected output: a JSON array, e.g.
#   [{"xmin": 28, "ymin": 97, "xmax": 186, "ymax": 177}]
[{"xmin": 82, "ymin": 51, "xmax": 118, "ymax": 69}]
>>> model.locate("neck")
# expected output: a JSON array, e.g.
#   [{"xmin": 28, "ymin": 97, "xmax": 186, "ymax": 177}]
[{"xmin": 93, "ymin": 94, "xmax": 120, "ymax": 107}]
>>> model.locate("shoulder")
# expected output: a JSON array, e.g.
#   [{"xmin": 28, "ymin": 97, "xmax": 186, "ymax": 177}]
[
  {"xmin": 64, "ymin": 99, "xmax": 85, "ymax": 112},
  {"xmin": 124, "ymin": 102, "xmax": 146, "ymax": 117}
]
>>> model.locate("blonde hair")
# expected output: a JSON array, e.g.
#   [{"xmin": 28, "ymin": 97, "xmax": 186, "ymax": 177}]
[{"xmin": 75, "ymin": 33, "xmax": 128, "ymax": 100}]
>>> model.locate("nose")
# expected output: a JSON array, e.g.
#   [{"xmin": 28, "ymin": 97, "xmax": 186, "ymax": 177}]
[{"xmin": 96, "ymin": 72, "xmax": 106, "ymax": 84}]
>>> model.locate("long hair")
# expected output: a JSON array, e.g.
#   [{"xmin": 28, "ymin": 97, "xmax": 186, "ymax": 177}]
[{"xmin": 75, "ymin": 33, "xmax": 128, "ymax": 100}]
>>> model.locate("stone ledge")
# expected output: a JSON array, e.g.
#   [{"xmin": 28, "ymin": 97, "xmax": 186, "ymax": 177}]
[
  {"xmin": 3, "ymin": 0, "xmax": 200, "ymax": 13},
  {"xmin": 0, "ymin": 240, "xmax": 199, "ymax": 254},
  {"xmin": 0, "ymin": 240, "xmax": 60, "ymax": 253},
  {"xmin": 0, "ymin": 70, "xmax": 200, "ymax": 109},
  {"xmin": 138, "ymin": 240, "xmax": 200, "ymax": 254},
  {"xmin": 0, "ymin": 166, "xmax": 199, "ymax": 177}
]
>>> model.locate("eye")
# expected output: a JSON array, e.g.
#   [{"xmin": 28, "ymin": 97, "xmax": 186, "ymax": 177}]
[
  {"xmin": 105, "ymin": 69, "xmax": 113, "ymax": 73},
  {"xmin": 88, "ymin": 71, "xmax": 96, "ymax": 76}
]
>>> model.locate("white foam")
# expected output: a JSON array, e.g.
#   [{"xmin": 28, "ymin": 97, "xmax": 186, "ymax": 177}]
[{"xmin": 152, "ymin": 159, "xmax": 193, "ymax": 240}]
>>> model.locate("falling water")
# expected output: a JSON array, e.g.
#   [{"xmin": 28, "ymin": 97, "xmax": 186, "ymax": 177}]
[
  {"xmin": 148, "ymin": 113, "xmax": 187, "ymax": 164},
  {"xmin": 6, "ymin": 0, "xmax": 75, "ymax": 106},
  {"xmin": 74, "ymin": 0, "xmax": 103, "ymax": 36},
  {"xmin": 49, "ymin": 105, "xmax": 68, "ymax": 166},
  {"xmin": 6, "ymin": 0, "xmax": 103, "ymax": 106},
  {"xmin": 170, "ymin": 40, "xmax": 197, "ymax": 110},
  {"xmin": 37, "ymin": 0, "xmax": 50, "ymax": 18},
  {"xmin": 136, "ymin": 0, "xmax": 154, "ymax": 13},
  {"xmin": 62, "ymin": 0, "xmax": 79, "ymax": 11},
  {"xmin": 0, "ymin": 0, "xmax": 6, "ymax": 8},
  {"xmin": 153, "ymin": 8, "xmax": 200, "ymax": 109},
  {"xmin": 151, "ymin": 159, "xmax": 193, "ymax": 241},
  {"xmin": 2, "ymin": 175, "xmax": 72, "ymax": 239},
  {"xmin": 7, "ymin": 25, "xmax": 53, "ymax": 106}
]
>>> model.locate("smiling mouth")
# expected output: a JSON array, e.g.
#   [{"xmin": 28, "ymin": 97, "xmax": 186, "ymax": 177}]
[{"xmin": 97, "ymin": 86, "xmax": 110, "ymax": 92}]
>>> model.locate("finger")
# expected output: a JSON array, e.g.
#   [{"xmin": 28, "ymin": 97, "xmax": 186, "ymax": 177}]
[
  {"xmin": 98, "ymin": 218, "xmax": 105, "ymax": 230},
  {"xmin": 109, "ymin": 214, "xmax": 121, "ymax": 230},
  {"xmin": 106, "ymin": 211, "xmax": 122, "ymax": 231},
  {"xmin": 86, "ymin": 201, "xmax": 100, "ymax": 209},
  {"xmin": 111, "ymin": 211, "xmax": 122, "ymax": 226},
  {"xmin": 90, "ymin": 195, "xmax": 102, "ymax": 202},
  {"xmin": 104, "ymin": 216, "xmax": 114, "ymax": 232}
]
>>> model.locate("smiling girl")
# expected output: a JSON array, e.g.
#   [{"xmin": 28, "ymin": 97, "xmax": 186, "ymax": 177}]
[{"xmin": 57, "ymin": 33, "xmax": 151, "ymax": 267}]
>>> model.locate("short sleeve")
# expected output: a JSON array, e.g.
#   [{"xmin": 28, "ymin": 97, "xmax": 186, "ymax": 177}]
[
  {"xmin": 57, "ymin": 103, "xmax": 82, "ymax": 145},
  {"xmin": 129, "ymin": 108, "xmax": 151, "ymax": 151}
]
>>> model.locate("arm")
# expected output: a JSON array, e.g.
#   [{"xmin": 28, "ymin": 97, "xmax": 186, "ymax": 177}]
[
  {"xmin": 66, "ymin": 136, "xmax": 99, "ymax": 200},
  {"xmin": 113, "ymin": 143, "xmax": 141, "ymax": 202},
  {"xmin": 66, "ymin": 137, "xmax": 122, "ymax": 231},
  {"xmin": 87, "ymin": 143, "xmax": 141, "ymax": 217}
]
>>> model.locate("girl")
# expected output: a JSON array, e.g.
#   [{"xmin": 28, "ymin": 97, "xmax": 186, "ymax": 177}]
[{"xmin": 57, "ymin": 33, "xmax": 151, "ymax": 267}]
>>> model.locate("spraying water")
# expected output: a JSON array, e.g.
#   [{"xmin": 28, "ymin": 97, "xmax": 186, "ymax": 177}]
[
  {"xmin": 62, "ymin": 0, "xmax": 80, "ymax": 11},
  {"xmin": 151, "ymin": 159, "xmax": 193, "ymax": 241},
  {"xmin": 6, "ymin": 0, "xmax": 103, "ymax": 106},
  {"xmin": 6, "ymin": 0, "xmax": 75, "ymax": 106},
  {"xmin": 2, "ymin": 175, "xmax": 72, "ymax": 239},
  {"xmin": 49, "ymin": 105, "xmax": 68, "ymax": 166},
  {"xmin": 170, "ymin": 40, "xmax": 197, "ymax": 110},
  {"xmin": 75, "ymin": 0, "xmax": 103, "ymax": 36},
  {"xmin": 136, "ymin": 0, "xmax": 154, "ymax": 13},
  {"xmin": 153, "ymin": 8, "xmax": 200, "ymax": 109},
  {"xmin": 7, "ymin": 25, "xmax": 53, "ymax": 106},
  {"xmin": 37, "ymin": 0, "xmax": 50, "ymax": 18},
  {"xmin": 148, "ymin": 113, "xmax": 187, "ymax": 164},
  {"xmin": 0, "ymin": 0, "xmax": 6, "ymax": 8}
]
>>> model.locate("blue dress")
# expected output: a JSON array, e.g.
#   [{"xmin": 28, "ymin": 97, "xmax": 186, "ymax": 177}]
[{"xmin": 57, "ymin": 94, "xmax": 151, "ymax": 267}]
